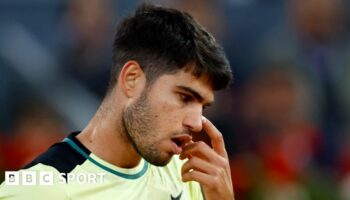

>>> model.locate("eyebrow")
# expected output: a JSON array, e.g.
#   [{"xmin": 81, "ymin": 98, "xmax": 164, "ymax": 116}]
[{"xmin": 175, "ymin": 85, "xmax": 213, "ymax": 107}]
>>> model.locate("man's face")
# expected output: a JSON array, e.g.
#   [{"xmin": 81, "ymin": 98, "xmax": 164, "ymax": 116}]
[{"xmin": 122, "ymin": 70, "xmax": 214, "ymax": 166}]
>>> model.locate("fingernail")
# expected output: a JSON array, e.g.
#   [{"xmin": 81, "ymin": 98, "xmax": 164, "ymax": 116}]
[{"xmin": 201, "ymin": 116, "xmax": 206, "ymax": 123}]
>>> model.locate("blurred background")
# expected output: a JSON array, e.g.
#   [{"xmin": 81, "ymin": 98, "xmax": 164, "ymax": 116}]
[{"xmin": 1, "ymin": 0, "xmax": 350, "ymax": 199}]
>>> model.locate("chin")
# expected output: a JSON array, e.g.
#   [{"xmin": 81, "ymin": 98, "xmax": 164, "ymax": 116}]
[{"xmin": 145, "ymin": 153, "xmax": 173, "ymax": 166}]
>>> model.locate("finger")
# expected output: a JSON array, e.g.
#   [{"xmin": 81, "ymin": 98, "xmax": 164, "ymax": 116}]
[
  {"xmin": 179, "ymin": 141, "xmax": 217, "ymax": 161},
  {"xmin": 182, "ymin": 170, "xmax": 212, "ymax": 187},
  {"xmin": 181, "ymin": 156, "xmax": 216, "ymax": 176},
  {"xmin": 202, "ymin": 116, "xmax": 228, "ymax": 158}
]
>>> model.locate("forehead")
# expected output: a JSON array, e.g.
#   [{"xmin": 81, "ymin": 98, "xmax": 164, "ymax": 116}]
[{"xmin": 152, "ymin": 70, "xmax": 215, "ymax": 103}]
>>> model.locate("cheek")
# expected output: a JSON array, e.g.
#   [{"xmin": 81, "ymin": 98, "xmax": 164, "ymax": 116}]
[{"xmin": 150, "ymin": 99, "xmax": 183, "ymax": 131}]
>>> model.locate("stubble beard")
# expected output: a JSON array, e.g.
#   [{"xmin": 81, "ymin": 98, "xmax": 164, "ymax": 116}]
[{"xmin": 122, "ymin": 90, "xmax": 172, "ymax": 166}]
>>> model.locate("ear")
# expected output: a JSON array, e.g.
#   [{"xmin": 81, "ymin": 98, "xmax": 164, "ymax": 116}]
[{"xmin": 118, "ymin": 60, "xmax": 146, "ymax": 98}]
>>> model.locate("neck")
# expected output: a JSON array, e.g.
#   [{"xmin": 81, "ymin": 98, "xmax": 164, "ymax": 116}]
[{"xmin": 77, "ymin": 94, "xmax": 142, "ymax": 168}]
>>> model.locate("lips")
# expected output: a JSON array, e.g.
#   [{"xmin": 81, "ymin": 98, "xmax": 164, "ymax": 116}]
[{"xmin": 171, "ymin": 134, "xmax": 192, "ymax": 154}]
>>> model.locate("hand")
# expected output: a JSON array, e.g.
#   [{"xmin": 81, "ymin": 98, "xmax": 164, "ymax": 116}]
[{"xmin": 180, "ymin": 116, "xmax": 234, "ymax": 200}]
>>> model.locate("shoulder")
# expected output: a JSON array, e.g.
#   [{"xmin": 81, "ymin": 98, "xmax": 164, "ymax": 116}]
[
  {"xmin": 0, "ymin": 133, "xmax": 90, "ymax": 199},
  {"xmin": 24, "ymin": 136, "xmax": 89, "ymax": 174}
]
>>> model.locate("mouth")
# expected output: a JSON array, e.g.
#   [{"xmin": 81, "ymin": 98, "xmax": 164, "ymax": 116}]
[{"xmin": 171, "ymin": 134, "xmax": 192, "ymax": 154}]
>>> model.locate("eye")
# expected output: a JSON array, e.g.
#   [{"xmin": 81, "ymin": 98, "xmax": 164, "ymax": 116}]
[{"xmin": 179, "ymin": 93, "xmax": 193, "ymax": 104}]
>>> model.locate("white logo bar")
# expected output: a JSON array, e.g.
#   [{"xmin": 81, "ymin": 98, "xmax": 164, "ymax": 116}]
[{"xmin": 5, "ymin": 171, "xmax": 106, "ymax": 185}]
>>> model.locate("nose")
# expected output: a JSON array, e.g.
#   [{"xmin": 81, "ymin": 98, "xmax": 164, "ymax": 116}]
[{"xmin": 182, "ymin": 107, "xmax": 203, "ymax": 133}]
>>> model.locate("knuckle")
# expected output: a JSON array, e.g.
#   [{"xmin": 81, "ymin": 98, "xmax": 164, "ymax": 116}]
[
  {"xmin": 186, "ymin": 171, "xmax": 193, "ymax": 178},
  {"xmin": 183, "ymin": 171, "xmax": 192, "ymax": 179},
  {"xmin": 214, "ymin": 175, "xmax": 220, "ymax": 183},
  {"xmin": 215, "ymin": 132, "xmax": 224, "ymax": 141},
  {"xmin": 215, "ymin": 156, "xmax": 227, "ymax": 168},
  {"xmin": 221, "ymin": 158, "xmax": 229, "ymax": 167},
  {"xmin": 212, "ymin": 169, "xmax": 220, "ymax": 177},
  {"xmin": 189, "ymin": 170, "xmax": 196, "ymax": 179},
  {"xmin": 208, "ymin": 177, "xmax": 220, "ymax": 190},
  {"xmin": 197, "ymin": 141, "xmax": 207, "ymax": 148},
  {"xmin": 205, "ymin": 181, "xmax": 215, "ymax": 190},
  {"xmin": 213, "ymin": 167, "xmax": 225, "ymax": 177},
  {"xmin": 182, "ymin": 174, "xmax": 189, "ymax": 182},
  {"xmin": 189, "ymin": 158, "xmax": 197, "ymax": 166},
  {"xmin": 218, "ymin": 167, "xmax": 226, "ymax": 176}
]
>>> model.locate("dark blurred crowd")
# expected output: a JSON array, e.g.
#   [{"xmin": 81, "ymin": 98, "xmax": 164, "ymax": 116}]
[{"xmin": 1, "ymin": 0, "xmax": 350, "ymax": 199}]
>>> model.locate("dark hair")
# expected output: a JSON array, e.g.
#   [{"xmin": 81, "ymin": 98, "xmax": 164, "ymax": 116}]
[{"xmin": 109, "ymin": 4, "xmax": 232, "ymax": 92}]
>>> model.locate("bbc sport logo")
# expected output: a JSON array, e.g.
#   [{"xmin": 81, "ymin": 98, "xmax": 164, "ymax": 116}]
[{"xmin": 5, "ymin": 171, "xmax": 106, "ymax": 186}]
